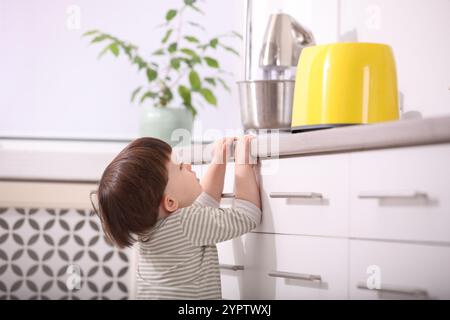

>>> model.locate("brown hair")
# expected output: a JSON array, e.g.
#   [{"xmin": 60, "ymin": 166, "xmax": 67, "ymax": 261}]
[{"xmin": 90, "ymin": 137, "xmax": 172, "ymax": 248}]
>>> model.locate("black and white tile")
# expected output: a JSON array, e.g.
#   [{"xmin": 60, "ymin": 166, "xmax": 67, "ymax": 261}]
[{"xmin": 0, "ymin": 207, "xmax": 131, "ymax": 300}]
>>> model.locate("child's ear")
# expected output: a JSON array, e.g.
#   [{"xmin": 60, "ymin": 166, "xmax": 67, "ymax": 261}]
[{"xmin": 161, "ymin": 194, "xmax": 179, "ymax": 213}]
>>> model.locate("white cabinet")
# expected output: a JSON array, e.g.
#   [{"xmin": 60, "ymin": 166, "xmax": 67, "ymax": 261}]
[
  {"xmin": 350, "ymin": 144, "xmax": 450, "ymax": 243},
  {"xmin": 349, "ymin": 240, "xmax": 450, "ymax": 300},
  {"xmin": 214, "ymin": 143, "xmax": 450, "ymax": 300},
  {"xmin": 257, "ymin": 154, "xmax": 350, "ymax": 237},
  {"xmin": 218, "ymin": 234, "xmax": 348, "ymax": 300},
  {"xmin": 242, "ymin": 234, "xmax": 349, "ymax": 300}
]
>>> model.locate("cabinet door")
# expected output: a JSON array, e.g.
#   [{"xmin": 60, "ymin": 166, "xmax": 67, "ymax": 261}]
[
  {"xmin": 350, "ymin": 240, "xmax": 450, "ymax": 299},
  {"xmin": 217, "ymin": 236, "xmax": 247, "ymax": 300},
  {"xmin": 257, "ymin": 154, "xmax": 350, "ymax": 237},
  {"xmin": 350, "ymin": 144, "xmax": 450, "ymax": 243},
  {"xmin": 242, "ymin": 233, "xmax": 348, "ymax": 299}
]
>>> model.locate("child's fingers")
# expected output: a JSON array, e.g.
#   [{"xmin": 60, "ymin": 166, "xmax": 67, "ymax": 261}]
[
  {"xmin": 212, "ymin": 137, "xmax": 236, "ymax": 164},
  {"xmin": 225, "ymin": 137, "xmax": 237, "ymax": 160},
  {"xmin": 235, "ymin": 135, "xmax": 257, "ymax": 165}
]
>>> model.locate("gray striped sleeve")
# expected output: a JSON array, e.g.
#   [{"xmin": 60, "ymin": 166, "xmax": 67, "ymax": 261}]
[
  {"xmin": 178, "ymin": 204, "xmax": 261, "ymax": 246},
  {"xmin": 193, "ymin": 192, "xmax": 220, "ymax": 208},
  {"xmin": 234, "ymin": 198, "xmax": 262, "ymax": 225}
]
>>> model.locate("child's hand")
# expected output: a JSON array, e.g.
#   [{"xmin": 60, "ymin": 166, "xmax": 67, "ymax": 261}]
[
  {"xmin": 211, "ymin": 137, "xmax": 236, "ymax": 165},
  {"xmin": 234, "ymin": 135, "xmax": 257, "ymax": 166}
]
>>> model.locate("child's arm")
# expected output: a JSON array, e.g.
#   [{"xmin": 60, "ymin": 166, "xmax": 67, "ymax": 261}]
[
  {"xmin": 234, "ymin": 135, "xmax": 261, "ymax": 210},
  {"xmin": 200, "ymin": 137, "xmax": 235, "ymax": 203},
  {"xmin": 179, "ymin": 135, "xmax": 261, "ymax": 246}
]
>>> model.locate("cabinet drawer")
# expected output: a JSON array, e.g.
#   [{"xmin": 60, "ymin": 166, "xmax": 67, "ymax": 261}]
[
  {"xmin": 257, "ymin": 154, "xmax": 350, "ymax": 236},
  {"xmin": 217, "ymin": 236, "xmax": 247, "ymax": 300},
  {"xmin": 243, "ymin": 233, "xmax": 348, "ymax": 299},
  {"xmin": 350, "ymin": 144, "xmax": 450, "ymax": 243},
  {"xmin": 350, "ymin": 240, "xmax": 450, "ymax": 299}
]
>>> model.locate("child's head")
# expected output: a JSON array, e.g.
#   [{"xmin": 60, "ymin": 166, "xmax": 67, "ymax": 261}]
[{"xmin": 91, "ymin": 137, "xmax": 202, "ymax": 248}]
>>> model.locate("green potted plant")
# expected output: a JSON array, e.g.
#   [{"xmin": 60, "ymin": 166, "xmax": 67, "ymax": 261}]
[{"xmin": 83, "ymin": 0, "xmax": 240, "ymax": 146}]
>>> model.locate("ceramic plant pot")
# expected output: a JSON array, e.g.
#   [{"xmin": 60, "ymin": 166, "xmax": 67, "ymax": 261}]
[{"xmin": 139, "ymin": 106, "xmax": 194, "ymax": 147}]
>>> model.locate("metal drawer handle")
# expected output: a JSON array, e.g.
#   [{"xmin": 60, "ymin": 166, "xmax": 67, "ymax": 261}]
[
  {"xmin": 269, "ymin": 192, "xmax": 323, "ymax": 199},
  {"xmin": 221, "ymin": 193, "xmax": 235, "ymax": 199},
  {"xmin": 268, "ymin": 270, "xmax": 322, "ymax": 283},
  {"xmin": 356, "ymin": 283, "xmax": 429, "ymax": 298},
  {"xmin": 358, "ymin": 191, "xmax": 428, "ymax": 200},
  {"xmin": 219, "ymin": 264, "xmax": 244, "ymax": 271}
]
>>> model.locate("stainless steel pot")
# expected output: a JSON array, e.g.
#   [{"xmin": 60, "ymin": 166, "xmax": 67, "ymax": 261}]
[
  {"xmin": 238, "ymin": 1, "xmax": 314, "ymax": 131},
  {"xmin": 237, "ymin": 80, "xmax": 295, "ymax": 131}
]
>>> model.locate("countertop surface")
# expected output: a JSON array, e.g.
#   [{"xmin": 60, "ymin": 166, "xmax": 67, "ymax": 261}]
[
  {"xmin": 176, "ymin": 115, "xmax": 450, "ymax": 164},
  {"xmin": 1, "ymin": 115, "xmax": 450, "ymax": 182}
]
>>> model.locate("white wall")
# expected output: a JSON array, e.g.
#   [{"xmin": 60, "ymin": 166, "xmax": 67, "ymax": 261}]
[
  {"xmin": 1, "ymin": 0, "xmax": 449, "ymax": 141},
  {"xmin": 0, "ymin": 0, "xmax": 244, "ymax": 140},
  {"xmin": 250, "ymin": 0, "xmax": 450, "ymax": 117}
]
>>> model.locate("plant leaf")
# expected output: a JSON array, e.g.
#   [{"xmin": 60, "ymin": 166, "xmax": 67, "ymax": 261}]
[
  {"xmin": 130, "ymin": 87, "xmax": 142, "ymax": 102},
  {"xmin": 184, "ymin": 36, "xmax": 199, "ymax": 43},
  {"xmin": 184, "ymin": 0, "xmax": 196, "ymax": 5},
  {"xmin": 162, "ymin": 87, "xmax": 173, "ymax": 101},
  {"xmin": 179, "ymin": 84, "xmax": 197, "ymax": 118},
  {"xmin": 204, "ymin": 77, "xmax": 216, "ymax": 86},
  {"xmin": 185, "ymin": 103, "xmax": 197, "ymax": 118},
  {"xmin": 152, "ymin": 49, "xmax": 165, "ymax": 56},
  {"xmin": 189, "ymin": 70, "xmax": 201, "ymax": 91},
  {"xmin": 168, "ymin": 42, "xmax": 178, "ymax": 53},
  {"xmin": 97, "ymin": 44, "xmax": 110, "ymax": 59},
  {"xmin": 187, "ymin": 4, "xmax": 204, "ymax": 14},
  {"xmin": 166, "ymin": 9, "xmax": 177, "ymax": 21},
  {"xmin": 209, "ymin": 38, "xmax": 218, "ymax": 48},
  {"xmin": 159, "ymin": 87, "xmax": 174, "ymax": 106},
  {"xmin": 180, "ymin": 48, "xmax": 197, "ymax": 57},
  {"xmin": 170, "ymin": 58, "xmax": 181, "ymax": 70},
  {"xmin": 109, "ymin": 43, "xmax": 119, "ymax": 56},
  {"xmin": 123, "ymin": 45, "xmax": 133, "ymax": 58},
  {"xmin": 220, "ymin": 44, "xmax": 239, "ymax": 56},
  {"xmin": 90, "ymin": 34, "xmax": 108, "ymax": 44},
  {"xmin": 217, "ymin": 77, "xmax": 231, "ymax": 92},
  {"xmin": 199, "ymin": 88, "xmax": 217, "ymax": 106},
  {"xmin": 152, "ymin": 48, "xmax": 165, "ymax": 55},
  {"xmin": 178, "ymin": 85, "xmax": 191, "ymax": 105},
  {"xmin": 232, "ymin": 31, "xmax": 243, "ymax": 40},
  {"xmin": 190, "ymin": 55, "xmax": 201, "ymax": 65},
  {"xmin": 162, "ymin": 29, "xmax": 173, "ymax": 44},
  {"xmin": 146, "ymin": 68, "xmax": 158, "ymax": 82},
  {"xmin": 188, "ymin": 21, "xmax": 205, "ymax": 31},
  {"xmin": 204, "ymin": 56, "xmax": 219, "ymax": 68},
  {"xmin": 140, "ymin": 91, "xmax": 157, "ymax": 103},
  {"xmin": 133, "ymin": 56, "xmax": 147, "ymax": 70},
  {"xmin": 82, "ymin": 29, "xmax": 98, "ymax": 37},
  {"xmin": 179, "ymin": 57, "xmax": 193, "ymax": 68}
]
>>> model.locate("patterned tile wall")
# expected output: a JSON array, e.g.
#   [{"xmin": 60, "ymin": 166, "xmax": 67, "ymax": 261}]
[{"xmin": 0, "ymin": 207, "xmax": 132, "ymax": 300}]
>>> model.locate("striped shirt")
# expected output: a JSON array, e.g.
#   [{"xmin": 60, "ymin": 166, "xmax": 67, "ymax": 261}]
[{"xmin": 136, "ymin": 192, "xmax": 261, "ymax": 300}]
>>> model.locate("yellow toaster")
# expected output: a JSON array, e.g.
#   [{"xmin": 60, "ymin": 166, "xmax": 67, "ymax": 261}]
[{"xmin": 291, "ymin": 42, "xmax": 399, "ymax": 132}]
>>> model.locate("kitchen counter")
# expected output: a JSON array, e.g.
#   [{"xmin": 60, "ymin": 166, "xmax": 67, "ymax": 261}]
[
  {"xmin": 177, "ymin": 115, "xmax": 450, "ymax": 164},
  {"xmin": 1, "ymin": 115, "xmax": 450, "ymax": 182}
]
